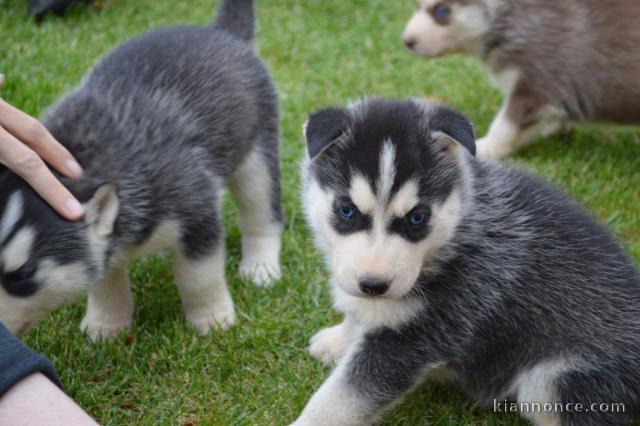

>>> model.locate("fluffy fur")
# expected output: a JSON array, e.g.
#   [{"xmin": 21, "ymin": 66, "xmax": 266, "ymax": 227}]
[
  {"xmin": 294, "ymin": 98, "xmax": 640, "ymax": 426},
  {"xmin": 403, "ymin": 0, "xmax": 640, "ymax": 158},
  {"xmin": 0, "ymin": 0, "xmax": 283, "ymax": 339}
]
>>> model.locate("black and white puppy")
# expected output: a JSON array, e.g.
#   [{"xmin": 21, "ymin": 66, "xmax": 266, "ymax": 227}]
[
  {"xmin": 0, "ymin": 0, "xmax": 283, "ymax": 340},
  {"xmin": 402, "ymin": 0, "xmax": 640, "ymax": 159},
  {"xmin": 293, "ymin": 98, "xmax": 640, "ymax": 425}
]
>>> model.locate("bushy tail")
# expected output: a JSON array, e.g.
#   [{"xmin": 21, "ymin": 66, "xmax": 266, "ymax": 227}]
[{"xmin": 212, "ymin": 0, "xmax": 255, "ymax": 42}]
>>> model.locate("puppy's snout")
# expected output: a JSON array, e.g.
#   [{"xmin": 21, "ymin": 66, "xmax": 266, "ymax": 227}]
[
  {"xmin": 403, "ymin": 36, "xmax": 417, "ymax": 50},
  {"xmin": 359, "ymin": 277, "xmax": 390, "ymax": 296}
]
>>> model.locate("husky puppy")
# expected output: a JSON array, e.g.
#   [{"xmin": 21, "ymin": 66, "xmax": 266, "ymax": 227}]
[
  {"xmin": 293, "ymin": 98, "xmax": 640, "ymax": 426},
  {"xmin": 0, "ymin": 0, "xmax": 283, "ymax": 340},
  {"xmin": 402, "ymin": 0, "xmax": 640, "ymax": 159}
]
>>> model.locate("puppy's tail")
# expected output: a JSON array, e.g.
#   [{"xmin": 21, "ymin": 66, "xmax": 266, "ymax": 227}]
[{"xmin": 212, "ymin": 0, "xmax": 255, "ymax": 42}]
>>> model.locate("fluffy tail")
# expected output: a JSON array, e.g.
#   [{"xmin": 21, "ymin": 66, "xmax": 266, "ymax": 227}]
[{"xmin": 212, "ymin": 0, "xmax": 255, "ymax": 42}]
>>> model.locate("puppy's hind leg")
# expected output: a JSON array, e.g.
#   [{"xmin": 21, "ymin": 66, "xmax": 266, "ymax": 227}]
[
  {"xmin": 228, "ymin": 144, "xmax": 283, "ymax": 287},
  {"xmin": 477, "ymin": 83, "xmax": 561, "ymax": 160},
  {"xmin": 81, "ymin": 264, "xmax": 134, "ymax": 341},
  {"xmin": 174, "ymin": 214, "xmax": 235, "ymax": 335}
]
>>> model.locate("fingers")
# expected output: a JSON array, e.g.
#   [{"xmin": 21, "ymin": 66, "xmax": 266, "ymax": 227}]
[
  {"xmin": 0, "ymin": 98, "xmax": 83, "ymax": 178},
  {"xmin": 0, "ymin": 125, "xmax": 85, "ymax": 220}
]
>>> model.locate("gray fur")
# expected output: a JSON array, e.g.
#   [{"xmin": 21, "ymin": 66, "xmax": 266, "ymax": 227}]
[
  {"xmin": 483, "ymin": 0, "xmax": 640, "ymax": 124},
  {"xmin": 296, "ymin": 98, "xmax": 640, "ymax": 425}
]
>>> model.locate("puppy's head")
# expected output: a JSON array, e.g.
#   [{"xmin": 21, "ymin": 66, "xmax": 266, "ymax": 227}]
[
  {"xmin": 402, "ymin": 0, "xmax": 497, "ymax": 57},
  {"xmin": 0, "ymin": 169, "xmax": 119, "ymax": 335},
  {"xmin": 303, "ymin": 99, "xmax": 475, "ymax": 300}
]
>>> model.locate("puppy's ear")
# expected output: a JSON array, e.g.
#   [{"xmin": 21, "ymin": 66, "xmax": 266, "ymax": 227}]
[
  {"xmin": 429, "ymin": 106, "xmax": 476, "ymax": 157},
  {"xmin": 304, "ymin": 107, "xmax": 351, "ymax": 159},
  {"xmin": 64, "ymin": 177, "xmax": 119, "ymax": 237},
  {"xmin": 84, "ymin": 184, "xmax": 119, "ymax": 239}
]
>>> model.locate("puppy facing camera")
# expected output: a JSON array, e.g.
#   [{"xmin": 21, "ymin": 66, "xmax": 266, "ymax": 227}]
[
  {"xmin": 403, "ymin": 0, "xmax": 640, "ymax": 159},
  {"xmin": 0, "ymin": 0, "xmax": 283, "ymax": 341},
  {"xmin": 294, "ymin": 98, "xmax": 640, "ymax": 425}
]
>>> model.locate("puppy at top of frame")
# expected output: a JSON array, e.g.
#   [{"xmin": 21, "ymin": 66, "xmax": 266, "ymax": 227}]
[{"xmin": 403, "ymin": 0, "xmax": 640, "ymax": 159}]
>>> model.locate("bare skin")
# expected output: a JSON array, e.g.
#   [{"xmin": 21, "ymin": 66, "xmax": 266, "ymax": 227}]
[
  {"xmin": 0, "ymin": 73, "xmax": 84, "ymax": 220},
  {"xmin": 0, "ymin": 373, "xmax": 98, "ymax": 426}
]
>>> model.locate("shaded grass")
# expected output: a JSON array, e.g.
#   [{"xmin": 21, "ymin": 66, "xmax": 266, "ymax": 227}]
[{"xmin": 1, "ymin": 0, "xmax": 638, "ymax": 424}]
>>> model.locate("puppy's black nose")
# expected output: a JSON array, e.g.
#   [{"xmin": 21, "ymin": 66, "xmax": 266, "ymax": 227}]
[
  {"xmin": 403, "ymin": 37, "xmax": 417, "ymax": 49},
  {"xmin": 359, "ymin": 278, "xmax": 390, "ymax": 296}
]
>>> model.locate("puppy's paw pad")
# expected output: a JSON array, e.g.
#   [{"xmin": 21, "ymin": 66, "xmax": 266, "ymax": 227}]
[
  {"xmin": 309, "ymin": 326, "xmax": 349, "ymax": 367},
  {"xmin": 187, "ymin": 308, "xmax": 236, "ymax": 335},
  {"xmin": 80, "ymin": 318, "xmax": 131, "ymax": 342},
  {"xmin": 239, "ymin": 261, "xmax": 281, "ymax": 287}
]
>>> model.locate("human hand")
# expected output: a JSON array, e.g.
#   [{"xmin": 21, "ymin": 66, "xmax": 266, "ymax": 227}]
[{"xmin": 0, "ymin": 73, "xmax": 85, "ymax": 220}]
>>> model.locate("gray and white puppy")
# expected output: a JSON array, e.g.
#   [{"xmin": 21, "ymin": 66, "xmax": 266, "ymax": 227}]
[
  {"xmin": 293, "ymin": 98, "xmax": 640, "ymax": 426},
  {"xmin": 0, "ymin": 0, "xmax": 283, "ymax": 340},
  {"xmin": 402, "ymin": 0, "xmax": 640, "ymax": 159}
]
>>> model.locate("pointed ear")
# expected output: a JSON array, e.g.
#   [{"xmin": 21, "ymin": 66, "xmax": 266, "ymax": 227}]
[
  {"xmin": 304, "ymin": 107, "xmax": 351, "ymax": 159},
  {"xmin": 84, "ymin": 184, "xmax": 119, "ymax": 239},
  {"xmin": 429, "ymin": 106, "xmax": 476, "ymax": 156}
]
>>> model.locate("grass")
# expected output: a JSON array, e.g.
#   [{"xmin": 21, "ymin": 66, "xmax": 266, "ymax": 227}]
[{"xmin": 1, "ymin": 0, "xmax": 639, "ymax": 424}]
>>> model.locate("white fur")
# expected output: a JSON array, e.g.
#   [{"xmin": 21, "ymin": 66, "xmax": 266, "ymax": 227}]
[
  {"xmin": 84, "ymin": 184, "xmax": 119, "ymax": 239},
  {"xmin": 387, "ymin": 179, "xmax": 419, "ymax": 218},
  {"xmin": 81, "ymin": 264, "xmax": 134, "ymax": 340},
  {"xmin": 403, "ymin": 0, "xmax": 492, "ymax": 57},
  {"xmin": 349, "ymin": 174, "xmax": 376, "ymax": 214},
  {"xmin": 309, "ymin": 319, "xmax": 356, "ymax": 367},
  {"xmin": 333, "ymin": 289, "xmax": 424, "ymax": 330},
  {"xmin": 0, "ymin": 191, "xmax": 23, "ymax": 244},
  {"xmin": 487, "ymin": 66, "xmax": 521, "ymax": 96},
  {"xmin": 376, "ymin": 140, "xmax": 396, "ymax": 203},
  {"xmin": 478, "ymin": 68, "xmax": 567, "ymax": 159},
  {"xmin": 292, "ymin": 346, "xmax": 373, "ymax": 426},
  {"xmin": 0, "ymin": 260, "xmax": 89, "ymax": 336},
  {"xmin": 123, "ymin": 220, "xmax": 182, "ymax": 260},
  {"xmin": 228, "ymin": 147, "xmax": 282, "ymax": 287},
  {"xmin": 0, "ymin": 227, "xmax": 35, "ymax": 273},
  {"xmin": 476, "ymin": 103, "xmax": 522, "ymax": 159},
  {"xmin": 304, "ymin": 175, "xmax": 463, "ymax": 329},
  {"xmin": 506, "ymin": 358, "xmax": 577, "ymax": 426},
  {"xmin": 173, "ymin": 245, "xmax": 236, "ymax": 335}
]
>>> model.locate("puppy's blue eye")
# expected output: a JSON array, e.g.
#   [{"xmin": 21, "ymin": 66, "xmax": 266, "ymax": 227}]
[
  {"xmin": 5, "ymin": 269, "xmax": 35, "ymax": 283},
  {"xmin": 433, "ymin": 5, "xmax": 450, "ymax": 19},
  {"xmin": 338, "ymin": 206, "xmax": 356, "ymax": 220},
  {"xmin": 409, "ymin": 213, "xmax": 426, "ymax": 226}
]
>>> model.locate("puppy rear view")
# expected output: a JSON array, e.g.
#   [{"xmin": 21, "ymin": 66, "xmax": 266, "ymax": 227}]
[
  {"xmin": 294, "ymin": 98, "xmax": 640, "ymax": 425},
  {"xmin": 0, "ymin": 0, "xmax": 283, "ymax": 339}
]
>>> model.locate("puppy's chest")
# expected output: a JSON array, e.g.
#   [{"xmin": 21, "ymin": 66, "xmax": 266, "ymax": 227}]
[{"xmin": 121, "ymin": 220, "xmax": 183, "ymax": 261}]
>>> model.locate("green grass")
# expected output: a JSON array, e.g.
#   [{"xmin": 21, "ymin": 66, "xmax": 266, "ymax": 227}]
[{"xmin": 2, "ymin": 0, "xmax": 639, "ymax": 424}]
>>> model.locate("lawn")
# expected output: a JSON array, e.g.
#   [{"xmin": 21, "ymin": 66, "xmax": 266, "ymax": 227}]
[{"xmin": 2, "ymin": 0, "xmax": 639, "ymax": 424}]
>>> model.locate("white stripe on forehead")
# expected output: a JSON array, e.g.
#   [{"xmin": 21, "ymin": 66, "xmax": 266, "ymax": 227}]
[
  {"xmin": 1, "ymin": 226, "xmax": 35, "ymax": 273},
  {"xmin": 387, "ymin": 179, "xmax": 420, "ymax": 217},
  {"xmin": 349, "ymin": 174, "xmax": 376, "ymax": 214},
  {"xmin": 377, "ymin": 140, "xmax": 397, "ymax": 204},
  {"xmin": 0, "ymin": 191, "xmax": 24, "ymax": 244}
]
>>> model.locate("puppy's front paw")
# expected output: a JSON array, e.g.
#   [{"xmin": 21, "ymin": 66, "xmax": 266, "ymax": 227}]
[
  {"xmin": 309, "ymin": 324, "xmax": 350, "ymax": 367},
  {"xmin": 186, "ymin": 305, "xmax": 236, "ymax": 335},
  {"xmin": 80, "ymin": 316, "xmax": 131, "ymax": 342},
  {"xmin": 239, "ymin": 260, "xmax": 281, "ymax": 287}
]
